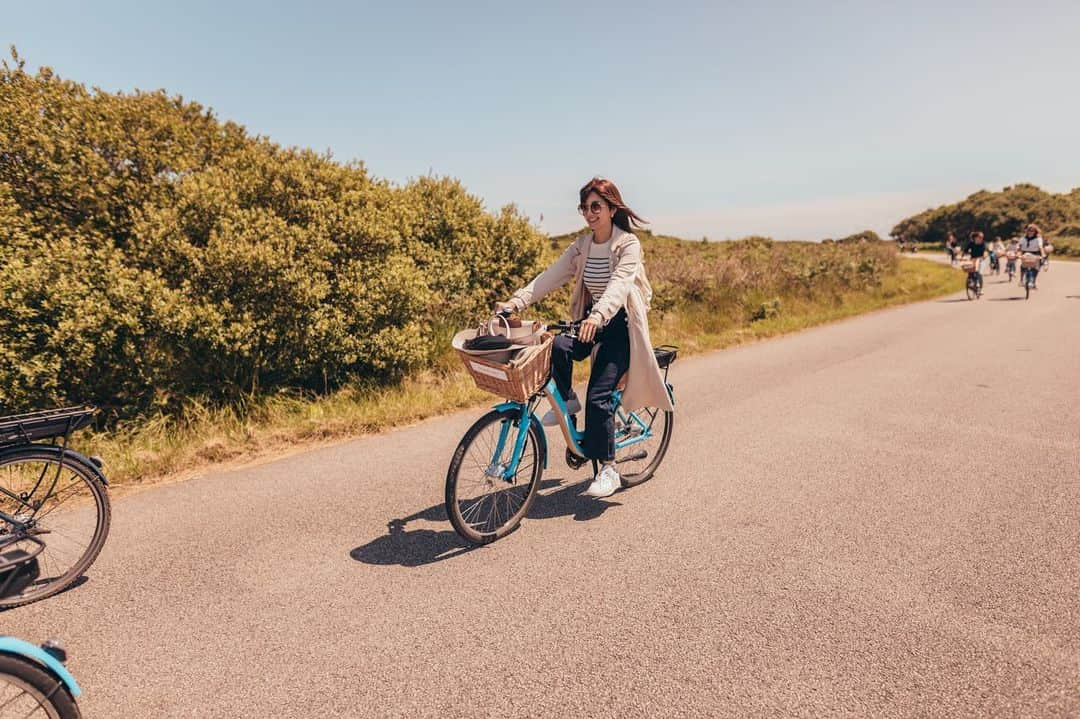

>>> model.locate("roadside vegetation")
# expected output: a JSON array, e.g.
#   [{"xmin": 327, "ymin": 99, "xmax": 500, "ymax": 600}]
[
  {"xmin": 891, "ymin": 183, "xmax": 1080, "ymax": 255},
  {"xmin": 1, "ymin": 51, "xmax": 962, "ymax": 487}
]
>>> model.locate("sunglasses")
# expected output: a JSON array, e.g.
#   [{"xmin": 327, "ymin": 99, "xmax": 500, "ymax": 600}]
[{"xmin": 577, "ymin": 200, "xmax": 606, "ymax": 216}]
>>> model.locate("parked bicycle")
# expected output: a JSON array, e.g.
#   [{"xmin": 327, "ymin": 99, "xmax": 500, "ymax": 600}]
[
  {"xmin": 0, "ymin": 407, "xmax": 110, "ymax": 609},
  {"xmin": 445, "ymin": 318, "xmax": 676, "ymax": 545},
  {"xmin": 0, "ymin": 636, "xmax": 81, "ymax": 718}
]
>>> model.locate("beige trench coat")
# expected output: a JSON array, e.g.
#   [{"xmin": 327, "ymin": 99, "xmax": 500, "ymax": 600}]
[{"xmin": 510, "ymin": 226, "xmax": 674, "ymax": 412}]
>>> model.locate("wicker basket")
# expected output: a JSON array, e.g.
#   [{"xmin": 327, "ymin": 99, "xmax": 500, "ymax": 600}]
[
  {"xmin": 1021, "ymin": 254, "xmax": 1041, "ymax": 268},
  {"xmin": 458, "ymin": 333, "xmax": 553, "ymax": 402},
  {"xmin": 959, "ymin": 260, "xmax": 976, "ymax": 272}
]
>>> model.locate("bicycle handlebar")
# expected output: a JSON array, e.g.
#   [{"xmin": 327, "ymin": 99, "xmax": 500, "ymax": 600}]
[
  {"xmin": 546, "ymin": 319, "xmax": 581, "ymax": 340},
  {"xmin": 491, "ymin": 307, "xmax": 582, "ymax": 338}
]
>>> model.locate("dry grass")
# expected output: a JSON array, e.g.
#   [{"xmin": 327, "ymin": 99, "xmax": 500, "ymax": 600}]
[{"xmin": 78, "ymin": 248, "xmax": 962, "ymax": 489}]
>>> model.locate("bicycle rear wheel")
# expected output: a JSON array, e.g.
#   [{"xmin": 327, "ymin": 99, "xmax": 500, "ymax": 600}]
[
  {"xmin": 445, "ymin": 408, "xmax": 543, "ymax": 545},
  {"xmin": 0, "ymin": 654, "xmax": 81, "ymax": 718},
  {"xmin": 0, "ymin": 449, "xmax": 110, "ymax": 609},
  {"xmin": 614, "ymin": 404, "xmax": 673, "ymax": 488},
  {"xmin": 965, "ymin": 279, "xmax": 975, "ymax": 300}
]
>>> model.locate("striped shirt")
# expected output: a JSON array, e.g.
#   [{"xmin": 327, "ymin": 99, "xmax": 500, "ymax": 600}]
[{"xmin": 583, "ymin": 240, "xmax": 612, "ymax": 303}]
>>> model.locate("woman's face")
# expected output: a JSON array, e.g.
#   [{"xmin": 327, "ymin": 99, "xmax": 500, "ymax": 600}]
[{"xmin": 580, "ymin": 191, "xmax": 615, "ymax": 234}]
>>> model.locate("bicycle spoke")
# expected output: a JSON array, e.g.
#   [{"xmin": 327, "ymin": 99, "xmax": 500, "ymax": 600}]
[
  {"xmin": 447, "ymin": 409, "xmax": 541, "ymax": 542},
  {"xmin": 615, "ymin": 407, "xmax": 670, "ymax": 480},
  {"xmin": 459, "ymin": 496, "xmax": 487, "ymax": 526}
]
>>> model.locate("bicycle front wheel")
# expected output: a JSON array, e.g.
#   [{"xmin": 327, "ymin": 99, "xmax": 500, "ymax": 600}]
[
  {"xmin": 0, "ymin": 654, "xmax": 81, "ymax": 719},
  {"xmin": 445, "ymin": 409, "xmax": 543, "ymax": 545},
  {"xmin": 614, "ymin": 405, "xmax": 673, "ymax": 488},
  {"xmin": 0, "ymin": 449, "xmax": 110, "ymax": 609}
]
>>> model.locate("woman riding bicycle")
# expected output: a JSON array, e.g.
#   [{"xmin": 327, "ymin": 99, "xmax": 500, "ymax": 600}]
[
  {"xmin": 494, "ymin": 177, "xmax": 672, "ymax": 498},
  {"xmin": 989, "ymin": 236, "xmax": 1004, "ymax": 274},
  {"xmin": 1018, "ymin": 223, "xmax": 1046, "ymax": 289},
  {"xmin": 1004, "ymin": 235, "xmax": 1021, "ymax": 280},
  {"xmin": 965, "ymin": 231, "xmax": 987, "ymax": 288}
]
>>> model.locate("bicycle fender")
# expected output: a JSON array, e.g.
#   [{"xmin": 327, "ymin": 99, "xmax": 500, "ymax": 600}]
[
  {"xmin": 0, "ymin": 637, "xmax": 82, "ymax": 698},
  {"xmin": 0, "ymin": 444, "xmax": 109, "ymax": 486},
  {"xmin": 493, "ymin": 402, "xmax": 548, "ymax": 469}
]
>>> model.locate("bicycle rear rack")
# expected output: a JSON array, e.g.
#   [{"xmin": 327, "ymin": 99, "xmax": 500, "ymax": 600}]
[{"xmin": 0, "ymin": 407, "xmax": 96, "ymax": 448}]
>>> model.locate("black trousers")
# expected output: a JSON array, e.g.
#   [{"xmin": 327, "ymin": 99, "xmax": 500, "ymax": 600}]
[{"xmin": 551, "ymin": 309, "xmax": 631, "ymax": 462}]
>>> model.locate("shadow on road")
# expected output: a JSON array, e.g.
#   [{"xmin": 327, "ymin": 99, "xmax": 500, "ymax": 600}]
[
  {"xmin": 0, "ymin": 575, "xmax": 89, "ymax": 613},
  {"xmin": 349, "ymin": 476, "xmax": 618, "ymax": 567},
  {"xmin": 988, "ymin": 297, "xmax": 1025, "ymax": 302},
  {"xmin": 936, "ymin": 298, "xmax": 972, "ymax": 303}
]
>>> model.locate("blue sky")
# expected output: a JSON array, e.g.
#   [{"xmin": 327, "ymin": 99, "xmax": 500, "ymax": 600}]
[{"xmin": 7, "ymin": 1, "xmax": 1080, "ymax": 240}]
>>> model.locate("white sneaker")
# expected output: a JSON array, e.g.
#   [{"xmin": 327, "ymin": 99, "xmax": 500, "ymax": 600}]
[
  {"xmin": 541, "ymin": 397, "xmax": 581, "ymax": 426},
  {"xmin": 584, "ymin": 464, "xmax": 621, "ymax": 498}
]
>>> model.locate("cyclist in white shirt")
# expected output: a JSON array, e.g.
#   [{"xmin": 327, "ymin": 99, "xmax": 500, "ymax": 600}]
[
  {"xmin": 1004, "ymin": 236, "xmax": 1021, "ymax": 279},
  {"xmin": 989, "ymin": 237, "xmax": 1005, "ymax": 274},
  {"xmin": 1017, "ymin": 223, "xmax": 1046, "ymax": 289}
]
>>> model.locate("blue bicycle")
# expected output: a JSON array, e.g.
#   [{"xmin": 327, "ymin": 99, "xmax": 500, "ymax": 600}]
[
  {"xmin": 445, "ymin": 319, "xmax": 676, "ymax": 545},
  {"xmin": 0, "ymin": 636, "xmax": 81, "ymax": 718}
]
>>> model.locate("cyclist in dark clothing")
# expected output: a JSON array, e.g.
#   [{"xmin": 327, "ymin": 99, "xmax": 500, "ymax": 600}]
[
  {"xmin": 966, "ymin": 231, "xmax": 987, "ymax": 291},
  {"xmin": 946, "ymin": 233, "xmax": 959, "ymax": 265}
]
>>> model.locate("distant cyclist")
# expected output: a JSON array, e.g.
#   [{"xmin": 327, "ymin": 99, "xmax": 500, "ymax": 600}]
[
  {"xmin": 965, "ymin": 231, "xmax": 987, "ymax": 290},
  {"xmin": 946, "ymin": 233, "xmax": 959, "ymax": 265},
  {"xmin": 1018, "ymin": 223, "xmax": 1046, "ymax": 289},
  {"xmin": 989, "ymin": 236, "xmax": 1004, "ymax": 274},
  {"xmin": 1004, "ymin": 235, "xmax": 1021, "ymax": 280}
]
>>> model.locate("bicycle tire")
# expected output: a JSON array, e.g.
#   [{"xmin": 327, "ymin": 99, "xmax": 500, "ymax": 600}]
[
  {"xmin": 616, "ymin": 407, "xmax": 674, "ymax": 488},
  {"xmin": 965, "ymin": 281, "xmax": 975, "ymax": 301},
  {"xmin": 0, "ymin": 654, "xmax": 81, "ymax": 719},
  {"xmin": 445, "ymin": 409, "xmax": 543, "ymax": 545},
  {"xmin": 0, "ymin": 448, "xmax": 110, "ymax": 609}
]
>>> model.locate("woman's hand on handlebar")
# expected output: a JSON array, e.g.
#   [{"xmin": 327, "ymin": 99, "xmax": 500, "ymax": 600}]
[
  {"xmin": 578, "ymin": 316, "xmax": 601, "ymax": 343},
  {"xmin": 492, "ymin": 301, "xmax": 517, "ymax": 316}
]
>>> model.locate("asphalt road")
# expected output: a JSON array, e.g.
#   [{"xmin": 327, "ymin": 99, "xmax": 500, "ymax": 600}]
[{"xmin": 6, "ymin": 260, "xmax": 1080, "ymax": 718}]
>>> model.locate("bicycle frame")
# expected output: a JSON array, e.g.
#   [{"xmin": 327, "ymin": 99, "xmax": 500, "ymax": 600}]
[{"xmin": 488, "ymin": 378, "xmax": 672, "ymax": 482}]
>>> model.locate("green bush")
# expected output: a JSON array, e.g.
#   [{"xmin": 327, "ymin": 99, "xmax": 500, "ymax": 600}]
[
  {"xmin": 0, "ymin": 50, "xmax": 546, "ymax": 418},
  {"xmin": 891, "ymin": 183, "xmax": 1080, "ymax": 246}
]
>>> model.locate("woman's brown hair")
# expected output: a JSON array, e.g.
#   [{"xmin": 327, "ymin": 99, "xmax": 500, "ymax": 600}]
[
  {"xmin": 579, "ymin": 177, "xmax": 648, "ymax": 232},
  {"xmin": 1026, "ymin": 223, "xmax": 1042, "ymax": 235},
  {"xmin": 970, "ymin": 230, "xmax": 984, "ymax": 240}
]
